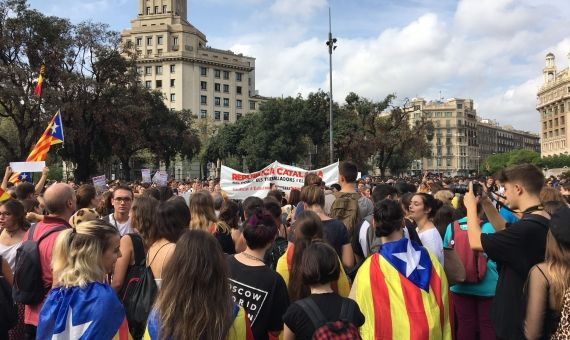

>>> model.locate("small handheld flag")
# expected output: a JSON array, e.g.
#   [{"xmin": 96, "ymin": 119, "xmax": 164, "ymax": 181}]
[
  {"xmin": 18, "ymin": 172, "xmax": 32, "ymax": 183},
  {"xmin": 0, "ymin": 188, "xmax": 11, "ymax": 202},
  {"xmin": 34, "ymin": 65, "xmax": 45, "ymax": 97}
]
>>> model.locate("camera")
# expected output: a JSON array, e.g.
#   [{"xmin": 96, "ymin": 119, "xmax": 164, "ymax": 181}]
[{"xmin": 449, "ymin": 181, "xmax": 483, "ymax": 196}]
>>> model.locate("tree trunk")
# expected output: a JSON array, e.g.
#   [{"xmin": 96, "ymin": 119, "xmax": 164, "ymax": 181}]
[
  {"xmin": 73, "ymin": 152, "xmax": 92, "ymax": 182},
  {"xmin": 121, "ymin": 158, "xmax": 132, "ymax": 181}
]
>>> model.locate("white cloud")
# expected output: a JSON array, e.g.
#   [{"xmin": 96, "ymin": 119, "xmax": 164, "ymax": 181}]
[{"xmin": 270, "ymin": 0, "xmax": 327, "ymax": 19}]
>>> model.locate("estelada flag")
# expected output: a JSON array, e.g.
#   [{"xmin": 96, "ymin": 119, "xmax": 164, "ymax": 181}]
[
  {"xmin": 34, "ymin": 65, "xmax": 45, "ymax": 97},
  {"xmin": 0, "ymin": 188, "xmax": 11, "ymax": 202},
  {"xmin": 353, "ymin": 238, "xmax": 452, "ymax": 340},
  {"xmin": 276, "ymin": 244, "xmax": 350, "ymax": 297},
  {"xmin": 10, "ymin": 110, "xmax": 64, "ymax": 184}
]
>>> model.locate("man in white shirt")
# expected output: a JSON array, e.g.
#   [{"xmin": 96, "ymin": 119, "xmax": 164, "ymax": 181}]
[{"xmin": 105, "ymin": 185, "xmax": 133, "ymax": 235}]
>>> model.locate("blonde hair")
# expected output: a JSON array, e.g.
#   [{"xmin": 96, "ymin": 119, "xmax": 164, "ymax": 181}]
[
  {"xmin": 434, "ymin": 190, "xmax": 454, "ymax": 204},
  {"xmin": 546, "ymin": 230, "xmax": 570, "ymax": 311},
  {"xmin": 52, "ymin": 219, "xmax": 119, "ymax": 288},
  {"xmin": 189, "ymin": 191, "xmax": 229, "ymax": 233}
]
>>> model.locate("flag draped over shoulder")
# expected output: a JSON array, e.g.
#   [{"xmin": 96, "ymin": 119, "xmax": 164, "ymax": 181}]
[
  {"xmin": 10, "ymin": 110, "xmax": 64, "ymax": 184},
  {"xmin": 34, "ymin": 65, "xmax": 45, "ymax": 97},
  {"xmin": 275, "ymin": 244, "xmax": 350, "ymax": 297},
  {"xmin": 37, "ymin": 282, "xmax": 131, "ymax": 340},
  {"xmin": 353, "ymin": 238, "xmax": 452, "ymax": 340}
]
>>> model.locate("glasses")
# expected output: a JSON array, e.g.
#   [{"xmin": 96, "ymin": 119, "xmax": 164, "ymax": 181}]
[
  {"xmin": 113, "ymin": 197, "xmax": 132, "ymax": 203},
  {"xmin": 0, "ymin": 212, "xmax": 12, "ymax": 217}
]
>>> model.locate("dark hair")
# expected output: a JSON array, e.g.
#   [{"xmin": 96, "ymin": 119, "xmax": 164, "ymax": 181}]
[
  {"xmin": 289, "ymin": 211, "xmax": 324, "ymax": 301},
  {"xmin": 433, "ymin": 204, "xmax": 456, "ymax": 239},
  {"xmin": 413, "ymin": 193, "xmax": 443, "ymax": 219},
  {"xmin": 131, "ymin": 196, "xmax": 159, "ymax": 247},
  {"xmin": 400, "ymin": 192, "xmax": 414, "ymax": 214},
  {"xmin": 96, "ymin": 191, "xmax": 114, "ymax": 216},
  {"xmin": 496, "ymin": 164, "xmax": 544, "ymax": 196},
  {"xmin": 372, "ymin": 184, "xmax": 397, "ymax": 203},
  {"xmin": 242, "ymin": 209, "xmax": 278, "ymax": 250},
  {"xmin": 142, "ymin": 187, "xmax": 160, "ymax": 200},
  {"xmin": 288, "ymin": 189, "xmax": 301, "ymax": 207},
  {"xmin": 113, "ymin": 185, "xmax": 133, "ymax": 198},
  {"xmin": 304, "ymin": 173, "xmax": 323, "ymax": 187},
  {"xmin": 15, "ymin": 182, "xmax": 35, "ymax": 200},
  {"xmin": 330, "ymin": 183, "xmax": 341, "ymax": 192},
  {"xmin": 76, "ymin": 184, "xmax": 97, "ymax": 209},
  {"xmin": 543, "ymin": 200, "xmax": 567, "ymax": 216},
  {"xmin": 152, "ymin": 199, "xmax": 187, "ymax": 245},
  {"xmin": 301, "ymin": 241, "xmax": 340, "ymax": 286},
  {"xmin": 373, "ymin": 199, "xmax": 404, "ymax": 237},
  {"xmin": 219, "ymin": 200, "xmax": 240, "ymax": 229},
  {"xmin": 339, "ymin": 161, "xmax": 358, "ymax": 183},
  {"xmin": 395, "ymin": 182, "xmax": 416, "ymax": 195},
  {"xmin": 263, "ymin": 197, "xmax": 282, "ymax": 219},
  {"xmin": 242, "ymin": 196, "xmax": 263, "ymax": 219},
  {"xmin": 266, "ymin": 190, "xmax": 283, "ymax": 205},
  {"xmin": 157, "ymin": 186, "xmax": 174, "ymax": 202},
  {"xmin": 0, "ymin": 199, "xmax": 27, "ymax": 229},
  {"xmin": 21, "ymin": 198, "xmax": 39, "ymax": 213},
  {"xmin": 213, "ymin": 194, "xmax": 224, "ymax": 210},
  {"xmin": 300, "ymin": 185, "xmax": 325, "ymax": 207}
]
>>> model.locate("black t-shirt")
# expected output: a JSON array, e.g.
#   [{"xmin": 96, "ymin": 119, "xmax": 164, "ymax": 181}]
[
  {"xmin": 215, "ymin": 229, "xmax": 235, "ymax": 254},
  {"xmin": 226, "ymin": 255, "xmax": 290, "ymax": 340},
  {"xmin": 322, "ymin": 219, "xmax": 350, "ymax": 258},
  {"xmin": 283, "ymin": 293, "xmax": 365, "ymax": 339},
  {"xmin": 480, "ymin": 214, "xmax": 549, "ymax": 340}
]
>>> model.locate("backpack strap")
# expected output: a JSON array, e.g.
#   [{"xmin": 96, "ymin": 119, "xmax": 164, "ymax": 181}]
[
  {"xmin": 129, "ymin": 233, "xmax": 145, "ymax": 266},
  {"xmin": 37, "ymin": 225, "xmax": 68, "ymax": 244},
  {"xmin": 450, "ymin": 220, "xmax": 460, "ymax": 248},
  {"xmin": 296, "ymin": 298, "xmax": 327, "ymax": 329},
  {"xmin": 27, "ymin": 223, "xmax": 38, "ymax": 241},
  {"xmin": 338, "ymin": 298, "xmax": 356, "ymax": 322}
]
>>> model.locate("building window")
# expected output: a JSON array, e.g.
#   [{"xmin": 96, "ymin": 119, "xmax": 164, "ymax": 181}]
[
  {"xmin": 146, "ymin": 7, "xmax": 151, "ymax": 15},
  {"xmin": 136, "ymin": 37, "xmax": 142, "ymax": 46},
  {"xmin": 201, "ymin": 81, "xmax": 207, "ymax": 91},
  {"xmin": 249, "ymin": 101, "xmax": 255, "ymax": 110},
  {"xmin": 170, "ymin": 79, "xmax": 175, "ymax": 87},
  {"xmin": 236, "ymin": 86, "xmax": 242, "ymax": 95},
  {"xmin": 154, "ymin": 6, "xmax": 159, "ymax": 13},
  {"xmin": 156, "ymin": 80, "xmax": 162, "ymax": 88},
  {"xmin": 236, "ymin": 100, "xmax": 242, "ymax": 109},
  {"xmin": 200, "ymin": 96, "xmax": 207, "ymax": 105},
  {"xmin": 215, "ymin": 97, "xmax": 221, "ymax": 106},
  {"xmin": 163, "ymin": 5, "xmax": 167, "ymax": 13},
  {"xmin": 223, "ymin": 84, "xmax": 229, "ymax": 93},
  {"xmin": 200, "ymin": 110, "xmax": 207, "ymax": 119},
  {"xmin": 214, "ymin": 111, "xmax": 221, "ymax": 120},
  {"xmin": 170, "ymin": 64, "xmax": 175, "ymax": 73},
  {"xmin": 157, "ymin": 49, "xmax": 162, "ymax": 56},
  {"xmin": 145, "ymin": 66, "xmax": 152, "ymax": 75},
  {"xmin": 200, "ymin": 67, "xmax": 207, "ymax": 76},
  {"xmin": 156, "ymin": 66, "xmax": 162, "ymax": 75},
  {"xmin": 214, "ymin": 83, "xmax": 221, "ymax": 92},
  {"xmin": 146, "ymin": 37, "xmax": 152, "ymax": 45},
  {"xmin": 223, "ymin": 112, "xmax": 229, "ymax": 121},
  {"xmin": 223, "ymin": 98, "xmax": 229, "ymax": 107},
  {"xmin": 236, "ymin": 73, "xmax": 242, "ymax": 81},
  {"xmin": 223, "ymin": 71, "xmax": 230, "ymax": 80},
  {"xmin": 215, "ymin": 69, "xmax": 221, "ymax": 78},
  {"xmin": 457, "ymin": 103, "xmax": 463, "ymax": 109},
  {"xmin": 173, "ymin": 36, "xmax": 178, "ymax": 47},
  {"xmin": 146, "ymin": 49, "xmax": 152, "ymax": 56},
  {"xmin": 145, "ymin": 81, "xmax": 151, "ymax": 88},
  {"xmin": 157, "ymin": 36, "xmax": 163, "ymax": 45},
  {"xmin": 236, "ymin": 113, "xmax": 242, "ymax": 120},
  {"xmin": 170, "ymin": 93, "xmax": 176, "ymax": 102}
]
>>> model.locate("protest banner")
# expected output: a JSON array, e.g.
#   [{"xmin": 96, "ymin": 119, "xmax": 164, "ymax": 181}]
[
  {"xmin": 92, "ymin": 175, "xmax": 107, "ymax": 194},
  {"xmin": 10, "ymin": 161, "xmax": 45, "ymax": 173},
  {"xmin": 220, "ymin": 161, "xmax": 339, "ymax": 200},
  {"xmin": 152, "ymin": 170, "xmax": 168, "ymax": 186},
  {"xmin": 141, "ymin": 169, "xmax": 151, "ymax": 183}
]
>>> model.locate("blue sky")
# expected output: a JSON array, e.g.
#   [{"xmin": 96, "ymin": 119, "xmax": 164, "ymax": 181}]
[{"xmin": 28, "ymin": 0, "xmax": 570, "ymax": 132}]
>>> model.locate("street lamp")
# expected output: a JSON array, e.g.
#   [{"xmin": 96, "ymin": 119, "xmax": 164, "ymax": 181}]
[{"xmin": 326, "ymin": 7, "xmax": 337, "ymax": 164}]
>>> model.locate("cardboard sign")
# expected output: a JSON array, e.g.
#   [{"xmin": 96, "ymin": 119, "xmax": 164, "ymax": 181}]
[
  {"xmin": 92, "ymin": 175, "xmax": 107, "ymax": 194},
  {"xmin": 221, "ymin": 161, "xmax": 339, "ymax": 200},
  {"xmin": 141, "ymin": 169, "xmax": 151, "ymax": 183},
  {"xmin": 152, "ymin": 171, "xmax": 168, "ymax": 186},
  {"xmin": 10, "ymin": 161, "xmax": 45, "ymax": 173}
]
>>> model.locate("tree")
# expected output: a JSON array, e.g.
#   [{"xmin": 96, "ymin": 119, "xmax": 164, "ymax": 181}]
[{"xmin": 480, "ymin": 149, "xmax": 541, "ymax": 175}]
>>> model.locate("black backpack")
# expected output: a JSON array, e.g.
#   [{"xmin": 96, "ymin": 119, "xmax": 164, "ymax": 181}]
[
  {"xmin": 264, "ymin": 236, "xmax": 288, "ymax": 270},
  {"xmin": 119, "ymin": 234, "xmax": 147, "ymax": 339},
  {"xmin": 297, "ymin": 297, "xmax": 361, "ymax": 340},
  {"xmin": 0, "ymin": 255, "xmax": 17, "ymax": 332},
  {"xmin": 12, "ymin": 224, "xmax": 67, "ymax": 304}
]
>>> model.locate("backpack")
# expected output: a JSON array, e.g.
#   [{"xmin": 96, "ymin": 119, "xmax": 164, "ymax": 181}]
[
  {"xmin": 12, "ymin": 224, "xmax": 67, "ymax": 304},
  {"xmin": 449, "ymin": 220, "xmax": 487, "ymax": 283},
  {"xmin": 118, "ymin": 233, "xmax": 146, "ymax": 301},
  {"xmin": 264, "ymin": 236, "xmax": 288, "ymax": 270},
  {"xmin": 297, "ymin": 297, "xmax": 361, "ymax": 340},
  {"xmin": 330, "ymin": 192, "xmax": 361, "ymax": 236},
  {"xmin": 123, "ymin": 243, "xmax": 162, "ymax": 339},
  {"xmin": 0, "ymin": 255, "xmax": 17, "ymax": 331}
]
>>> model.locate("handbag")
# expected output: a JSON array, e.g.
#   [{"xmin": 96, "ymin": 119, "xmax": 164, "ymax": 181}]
[{"xmin": 443, "ymin": 247, "xmax": 466, "ymax": 286}]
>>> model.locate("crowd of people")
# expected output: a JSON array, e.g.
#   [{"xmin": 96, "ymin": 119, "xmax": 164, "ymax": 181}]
[{"xmin": 0, "ymin": 161, "xmax": 569, "ymax": 339}]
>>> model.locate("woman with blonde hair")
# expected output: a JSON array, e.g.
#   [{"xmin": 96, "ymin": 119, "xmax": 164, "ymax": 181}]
[
  {"xmin": 524, "ymin": 206, "xmax": 570, "ymax": 339},
  {"xmin": 37, "ymin": 219, "xmax": 127, "ymax": 339},
  {"xmin": 189, "ymin": 191, "xmax": 234, "ymax": 253}
]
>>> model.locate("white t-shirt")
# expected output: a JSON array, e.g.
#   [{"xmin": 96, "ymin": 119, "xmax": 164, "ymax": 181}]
[
  {"xmin": 107, "ymin": 214, "xmax": 133, "ymax": 236},
  {"xmin": 418, "ymin": 227, "xmax": 444, "ymax": 265},
  {"xmin": 0, "ymin": 241, "xmax": 21, "ymax": 271}
]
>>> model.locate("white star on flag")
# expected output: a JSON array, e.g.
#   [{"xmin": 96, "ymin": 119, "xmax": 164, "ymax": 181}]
[
  {"xmin": 392, "ymin": 239, "xmax": 425, "ymax": 277},
  {"xmin": 52, "ymin": 306, "xmax": 93, "ymax": 340},
  {"xmin": 51, "ymin": 122, "xmax": 58, "ymax": 135},
  {"xmin": 20, "ymin": 174, "xmax": 27, "ymax": 180}
]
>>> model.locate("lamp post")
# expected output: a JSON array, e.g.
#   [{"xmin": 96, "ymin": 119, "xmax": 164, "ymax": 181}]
[{"xmin": 326, "ymin": 7, "xmax": 337, "ymax": 164}]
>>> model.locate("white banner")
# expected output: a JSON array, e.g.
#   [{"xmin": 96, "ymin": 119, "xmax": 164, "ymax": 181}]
[
  {"xmin": 141, "ymin": 169, "xmax": 151, "ymax": 183},
  {"xmin": 92, "ymin": 175, "xmax": 107, "ymax": 194},
  {"xmin": 221, "ymin": 161, "xmax": 339, "ymax": 200},
  {"xmin": 152, "ymin": 170, "xmax": 168, "ymax": 186},
  {"xmin": 10, "ymin": 161, "xmax": 45, "ymax": 173}
]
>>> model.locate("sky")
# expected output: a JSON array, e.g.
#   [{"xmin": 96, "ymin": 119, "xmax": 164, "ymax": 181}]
[{"xmin": 27, "ymin": 0, "xmax": 570, "ymax": 132}]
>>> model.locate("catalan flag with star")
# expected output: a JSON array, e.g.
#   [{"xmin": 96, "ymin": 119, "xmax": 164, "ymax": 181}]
[
  {"xmin": 0, "ymin": 188, "xmax": 11, "ymax": 202},
  {"xmin": 34, "ymin": 65, "xmax": 45, "ymax": 97},
  {"xmin": 353, "ymin": 238, "xmax": 452, "ymax": 340},
  {"xmin": 10, "ymin": 110, "xmax": 64, "ymax": 184}
]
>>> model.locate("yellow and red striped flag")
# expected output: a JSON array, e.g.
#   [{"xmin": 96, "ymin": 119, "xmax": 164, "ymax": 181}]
[
  {"xmin": 34, "ymin": 65, "xmax": 45, "ymax": 97},
  {"xmin": 0, "ymin": 188, "xmax": 11, "ymax": 202},
  {"xmin": 10, "ymin": 110, "xmax": 64, "ymax": 184},
  {"xmin": 353, "ymin": 238, "xmax": 452, "ymax": 340}
]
